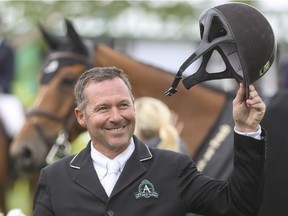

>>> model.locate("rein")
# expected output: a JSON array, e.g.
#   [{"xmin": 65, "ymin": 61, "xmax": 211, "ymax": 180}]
[{"xmin": 26, "ymin": 108, "xmax": 65, "ymax": 122}]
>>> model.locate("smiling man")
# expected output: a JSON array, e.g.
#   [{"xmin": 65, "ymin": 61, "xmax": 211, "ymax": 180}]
[
  {"xmin": 33, "ymin": 66, "xmax": 267, "ymax": 216},
  {"xmin": 74, "ymin": 71, "xmax": 135, "ymax": 159}
]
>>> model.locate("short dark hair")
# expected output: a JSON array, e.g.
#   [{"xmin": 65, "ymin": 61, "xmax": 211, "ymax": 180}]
[{"xmin": 74, "ymin": 66, "xmax": 133, "ymax": 110}]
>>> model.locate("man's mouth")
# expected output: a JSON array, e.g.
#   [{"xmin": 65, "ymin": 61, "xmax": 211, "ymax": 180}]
[{"xmin": 106, "ymin": 126, "xmax": 126, "ymax": 132}]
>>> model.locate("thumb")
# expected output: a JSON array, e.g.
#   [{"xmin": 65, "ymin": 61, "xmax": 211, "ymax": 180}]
[{"xmin": 233, "ymin": 83, "xmax": 246, "ymax": 106}]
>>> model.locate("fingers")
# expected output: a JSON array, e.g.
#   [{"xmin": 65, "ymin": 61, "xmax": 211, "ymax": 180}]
[
  {"xmin": 248, "ymin": 84, "xmax": 257, "ymax": 98},
  {"xmin": 246, "ymin": 85, "xmax": 265, "ymax": 109},
  {"xmin": 245, "ymin": 85, "xmax": 266, "ymax": 124},
  {"xmin": 234, "ymin": 83, "xmax": 264, "ymax": 108},
  {"xmin": 247, "ymin": 85, "xmax": 258, "ymax": 105}
]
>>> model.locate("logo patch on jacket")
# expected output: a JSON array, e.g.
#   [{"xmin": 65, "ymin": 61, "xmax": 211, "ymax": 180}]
[{"xmin": 134, "ymin": 179, "xmax": 159, "ymax": 199}]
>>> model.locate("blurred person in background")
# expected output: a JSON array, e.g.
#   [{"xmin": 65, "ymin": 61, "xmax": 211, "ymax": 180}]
[
  {"xmin": 0, "ymin": 16, "xmax": 15, "ymax": 94},
  {"xmin": 0, "ymin": 16, "xmax": 24, "ymax": 139},
  {"xmin": 134, "ymin": 96, "xmax": 188, "ymax": 154}
]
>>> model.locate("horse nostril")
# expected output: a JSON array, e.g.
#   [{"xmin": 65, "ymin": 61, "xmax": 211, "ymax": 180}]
[
  {"xmin": 12, "ymin": 146, "xmax": 33, "ymax": 166},
  {"xmin": 20, "ymin": 147, "xmax": 32, "ymax": 159},
  {"xmin": 10, "ymin": 146, "xmax": 34, "ymax": 176}
]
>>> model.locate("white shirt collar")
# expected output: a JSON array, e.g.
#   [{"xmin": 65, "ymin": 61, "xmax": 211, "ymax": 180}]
[{"xmin": 90, "ymin": 138, "xmax": 135, "ymax": 180}]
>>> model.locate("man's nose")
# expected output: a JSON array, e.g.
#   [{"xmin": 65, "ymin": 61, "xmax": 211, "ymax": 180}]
[{"xmin": 109, "ymin": 108, "xmax": 122, "ymax": 121}]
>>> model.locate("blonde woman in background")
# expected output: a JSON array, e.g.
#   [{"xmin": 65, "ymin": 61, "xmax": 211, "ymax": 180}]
[{"xmin": 134, "ymin": 97, "xmax": 188, "ymax": 154}]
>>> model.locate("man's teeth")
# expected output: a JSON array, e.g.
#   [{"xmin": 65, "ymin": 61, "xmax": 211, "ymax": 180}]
[{"xmin": 109, "ymin": 127, "xmax": 124, "ymax": 131}]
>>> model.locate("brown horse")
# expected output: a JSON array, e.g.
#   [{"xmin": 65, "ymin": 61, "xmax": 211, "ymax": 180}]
[
  {"xmin": 9, "ymin": 20, "xmax": 234, "ymax": 212},
  {"xmin": 0, "ymin": 121, "xmax": 9, "ymax": 214}
]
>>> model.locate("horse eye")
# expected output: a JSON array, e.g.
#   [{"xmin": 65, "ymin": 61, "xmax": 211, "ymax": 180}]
[{"xmin": 61, "ymin": 77, "xmax": 77, "ymax": 86}]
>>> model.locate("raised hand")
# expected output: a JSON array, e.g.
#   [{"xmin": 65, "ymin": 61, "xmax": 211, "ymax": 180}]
[{"xmin": 233, "ymin": 83, "xmax": 266, "ymax": 133}]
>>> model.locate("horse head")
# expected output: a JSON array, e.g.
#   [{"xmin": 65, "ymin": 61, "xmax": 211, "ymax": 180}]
[{"xmin": 10, "ymin": 19, "xmax": 92, "ymax": 174}]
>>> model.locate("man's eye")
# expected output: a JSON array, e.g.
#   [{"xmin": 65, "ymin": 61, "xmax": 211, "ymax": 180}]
[
  {"xmin": 97, "ymin": 107, "xmax": 108, "ymax": 112},
  {"xmin": 120, "ymin": 103, "xmax": 129, "ymax": 108}
]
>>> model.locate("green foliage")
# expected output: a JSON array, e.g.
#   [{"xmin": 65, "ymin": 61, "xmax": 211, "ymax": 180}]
[
  {"xmin": 7, "ymin": 179, "xmax": 32, "ymax": 216},
  {"xmin": 0, "ymin": 0, "xmax": 206, "ymax": 40},
  {"xmin": 13, "ymin": 41, "xmax": 42, "ymax": 108}
]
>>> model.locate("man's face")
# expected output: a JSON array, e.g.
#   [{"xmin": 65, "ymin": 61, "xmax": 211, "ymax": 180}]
[{"xmin": 75, "ymin": 77, "xmax": 135, "ymax": 158}]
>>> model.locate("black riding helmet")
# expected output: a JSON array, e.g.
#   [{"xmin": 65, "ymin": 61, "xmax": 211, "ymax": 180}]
[{"xmin": 166, "ymin": 2, "xmax": 276, "ymax": 99}]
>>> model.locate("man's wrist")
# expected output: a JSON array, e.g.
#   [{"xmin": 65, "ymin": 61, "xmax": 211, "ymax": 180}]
[{"xmin": 234, "ymin": 125, "xmax": 262, "ymax": 140}]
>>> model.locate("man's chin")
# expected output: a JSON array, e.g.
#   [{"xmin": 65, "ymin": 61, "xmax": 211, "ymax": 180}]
[{"xmin": 108, "ymin": 137, "xmax": 130, "ymax": 151}]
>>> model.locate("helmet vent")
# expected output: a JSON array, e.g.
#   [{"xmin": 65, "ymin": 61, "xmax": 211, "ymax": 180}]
[{"xmin": 208, "ymin": 16, "xmax": 227, "ymax": 42}]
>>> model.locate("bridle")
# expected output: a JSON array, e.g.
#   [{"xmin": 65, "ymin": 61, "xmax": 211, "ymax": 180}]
[
  {"xmin": 26, "ymin": 107, "xmax": 75, "ymax": 165},
  {"xmin": 26, "ymin": 50, "xmax": 93, "ymax": 165}
]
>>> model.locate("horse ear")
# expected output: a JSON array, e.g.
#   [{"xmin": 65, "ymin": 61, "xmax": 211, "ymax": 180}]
[
  {"xmin": 65, "ymin": 18, "xmax": 88, "ymax": 55},
  {"xmin": 38, "ymin": 22, "xmax": 62, "ymax": 50}
]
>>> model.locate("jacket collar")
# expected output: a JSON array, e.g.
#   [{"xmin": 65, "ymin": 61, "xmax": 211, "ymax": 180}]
[
  {"xmin": 69, "ymin": 135, "xmax": 153, "ymax": 201},
  {"xmin": 69, "ymin": 135, "xmax": 152, "ymax": 169}
]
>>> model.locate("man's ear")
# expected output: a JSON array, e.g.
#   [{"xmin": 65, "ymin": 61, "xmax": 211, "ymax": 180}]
[{"xmin": 74, "ymin": 108, "xmax": 87, "ymax": 128}]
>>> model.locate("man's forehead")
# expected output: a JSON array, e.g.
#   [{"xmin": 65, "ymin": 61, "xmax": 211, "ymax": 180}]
[{"xmin": 85, "ymin": 78, "xmax": 130, "ymax": 97}]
